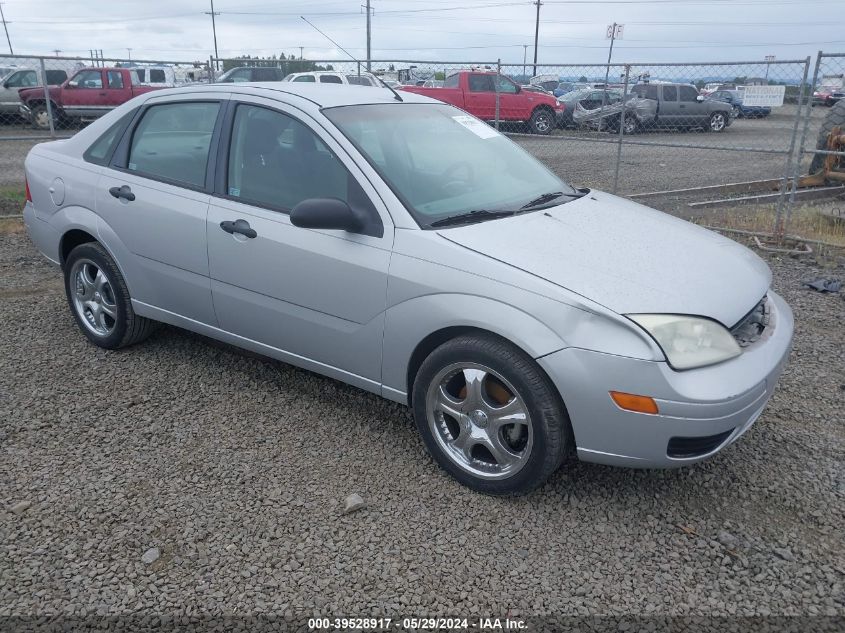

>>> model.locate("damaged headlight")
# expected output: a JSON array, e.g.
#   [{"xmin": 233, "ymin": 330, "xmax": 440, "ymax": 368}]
[{"xmin": 628, "ymin": 314, "xmax": 741, "ymax": 370}]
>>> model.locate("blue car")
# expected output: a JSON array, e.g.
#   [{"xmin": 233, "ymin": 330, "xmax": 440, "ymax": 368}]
[{"xmin": 708, "ymin": 89, "xmax": 771, "ymax": 118}]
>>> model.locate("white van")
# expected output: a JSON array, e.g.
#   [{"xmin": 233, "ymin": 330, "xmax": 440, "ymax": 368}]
[{"xmin": 283, "ymin": 71, "xmax": 380, "ymax": 87}]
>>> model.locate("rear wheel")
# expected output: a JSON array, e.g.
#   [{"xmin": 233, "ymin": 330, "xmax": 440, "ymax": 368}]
[
  {"xmin": 412, "ymin": 333, "xmax": 570, "ymax": 495},
  {"xmin": 30, "ymin": 104, "xmax": 54, "ymax": 130},
  {"xmin": 64, "ymin": 242, "xmax": 158, "ymax": 349},
  {"xmin": 529, "ymin": 108, "xmax": 554, "ymax": 135}
]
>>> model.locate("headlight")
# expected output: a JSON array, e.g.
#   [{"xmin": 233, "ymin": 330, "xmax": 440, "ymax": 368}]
[{"xmin": 628, "ymin": 314, "xmax": 741, "ymax": 370}]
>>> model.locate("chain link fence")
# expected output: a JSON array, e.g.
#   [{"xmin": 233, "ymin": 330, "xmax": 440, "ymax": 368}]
[{"xmin": 2, "ymin": 52, "xmax": 843, "ymax": 241}]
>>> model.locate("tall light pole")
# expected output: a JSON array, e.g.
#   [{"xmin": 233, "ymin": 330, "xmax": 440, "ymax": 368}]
[
  {"xmin": 764, "ymin": 55, "xmax": 775, "ymax": 81},
  {"xmin": 299, "ymin": 46, "xmax": 304, "ymax": 60},
  {"xmin": 523, "ymin": 44, "xmax": 528, "ymax": 78},
  {"xmin": 126, "ymin": 48, "xmax": 132, "ymax": 61},
  {"xmin": 0, "ymin": 3, "xmax": 13, "ymax": 55},
  {"xmin": 532, "ymin": 0, "xmax": 541, "ymax": 76},
  {"xmin": 363, "ymin": 0, "xmax": 373, "ymax": 70},
  {"xmin": 205, "ymin": 0, "xmax": 220, "ymax": 69}
]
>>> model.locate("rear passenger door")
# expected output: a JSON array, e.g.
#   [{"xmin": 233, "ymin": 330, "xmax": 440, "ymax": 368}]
[
  {"xmin": 95, "ymin": 93, "xmax": 229, "ymax": 325},
  {"xmin": 205, "ymin": 97, "xmax": 393, "ymax": 389},
  {"xmin": 464, "ymin": 74, "xmax": 496, "ymax": 121}
]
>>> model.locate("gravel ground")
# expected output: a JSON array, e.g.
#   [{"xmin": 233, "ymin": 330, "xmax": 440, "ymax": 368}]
[{"xmin": 1, "ymin": 226, "xmax": 843, "ymax": 627}]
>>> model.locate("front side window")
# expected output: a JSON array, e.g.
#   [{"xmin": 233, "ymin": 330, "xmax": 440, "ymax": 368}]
[
  {"xmin": 678, "ymin": 86, "xmax": 699, "ymax": 102},
  {"xmin": 106, "ymin": 71, "xmax": 124, "ymax": 89},
  {"xmin": 128, "ymin": 101, "xmax": 220, "ymax": 187},
  {"xmin": 71, "ymin": 70, "xmax": 103, "ymax": 89},
  {"xmin": 495, "ymin": 76, "xmax": 519, "ymax": 94},
  {"xmin": 319, "ymin": 74, "xmax": 342, "ymax": 84},
  {"xmin": 226, "ymin": 104, "xmax": 352, "ymax": 211},
  {"xmin": 468, "ymin": 74, "xmax": 494, "ymax": 92},
  {"xmin": 5, "ymin": 70, "xmax": 37, "ymax": 88},
  {"xmin": 325, "ymin": 103, "xmax": 577, "ymax": 227}
]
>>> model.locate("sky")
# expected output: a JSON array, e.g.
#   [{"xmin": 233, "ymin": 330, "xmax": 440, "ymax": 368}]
[{"xmin": 0, "ymin": 0, "xmax": 843, "ymax": 66}]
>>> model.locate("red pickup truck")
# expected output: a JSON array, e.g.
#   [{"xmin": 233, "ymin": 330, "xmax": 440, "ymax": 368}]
[
  {"xmin": 401, "ymin": 71, "xmax": 564, "ymax": 134},
  {"xmin": 18, "ymin": 67, "xmax": 162, "ymax": 130}
]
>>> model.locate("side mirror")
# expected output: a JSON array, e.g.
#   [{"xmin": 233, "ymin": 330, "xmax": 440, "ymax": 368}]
[
  {"xmin": 696, "ymin": 95, "xmax": 704, "ymax": 102},
  {"xmin": 290, "ymin": 198, "xmax": 364, "ymax": 233}
]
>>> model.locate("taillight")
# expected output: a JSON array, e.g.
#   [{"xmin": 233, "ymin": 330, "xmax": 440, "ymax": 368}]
[{"xmin": 25, "ymin": 177, "xmax": 32, "ymax": 203}]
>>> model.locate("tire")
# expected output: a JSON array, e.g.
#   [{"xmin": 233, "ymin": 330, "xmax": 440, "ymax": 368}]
[
  {"xmin": 411, "ymin": 333, "xmax": 570, "ymax": 495},
  {"xmin": 708, "ymin": 111, "xmax": 728, "ymax": 132},
  {"xmin": 528, "ymin": 108, "xmax": 554, "ymax": 135},
  {"xmin": 64, "ymin": 242, "xmax": 158, "ymax": 349},
  {"xmin": 30, "ymin": 103, "xmax": 55, "ymax": 130},
  {"xmin": 809, "ymin": 99, "xmax": 845, "ymax": 175}
]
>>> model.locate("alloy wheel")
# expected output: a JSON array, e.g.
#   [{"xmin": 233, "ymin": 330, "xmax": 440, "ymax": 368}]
[
  {"xmin": 710, "ymin": 113, "xmax": 726, "ymax": 131},
  {"xmin": 69, "ymin": 259, "xmax": 118, "ymax": 337},
  {"xmin": 425, "ymin": 362, "xmax": 533, "ymax": 480}
]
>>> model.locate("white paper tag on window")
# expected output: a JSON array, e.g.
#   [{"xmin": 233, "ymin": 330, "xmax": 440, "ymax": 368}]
[{"xmin": 452, "ymin": 115, "xmax": 500, "ymax": 139}]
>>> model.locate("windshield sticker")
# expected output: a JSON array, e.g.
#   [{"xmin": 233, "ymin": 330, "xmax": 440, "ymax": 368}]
[
  {"xmin": 452, "ymin": 115, "xmax": 500, "ymax": 139},
  {"xmin": 128, "ymin": 162, "xmax": 136, "ymax": 171}
]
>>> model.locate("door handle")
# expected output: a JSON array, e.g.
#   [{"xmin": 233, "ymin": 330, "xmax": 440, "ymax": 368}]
[
  {"xmin": 220, "ymin": 219, "xmax": 257, "ymax": 239},
  {"xmin": 108, "ymin": 185, "xmax": 135, "ymax": 201}
]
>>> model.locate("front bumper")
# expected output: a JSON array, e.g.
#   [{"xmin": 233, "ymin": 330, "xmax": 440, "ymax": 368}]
[
  {"xmin": 19, "ymin": 103, "xmax": 32, "ymax": 121},
  {"xmin": 538, "ymin": 290, "xmax": 793, "ymax": 468}
]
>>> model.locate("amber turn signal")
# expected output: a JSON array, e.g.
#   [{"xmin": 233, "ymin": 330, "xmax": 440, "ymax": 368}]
[{"xmin": 609, "ymin": 391, "xmax": 659, "ymax": 415}]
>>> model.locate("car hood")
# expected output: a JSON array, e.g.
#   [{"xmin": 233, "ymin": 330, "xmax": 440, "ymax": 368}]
[{"xmin": 437, "ymin": 190, "xmax": 771, "ymax": 326}]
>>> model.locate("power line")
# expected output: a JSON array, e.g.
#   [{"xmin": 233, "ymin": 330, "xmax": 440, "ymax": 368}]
[{"xmin": 0, "ymin": 2, "xmax": 13, "ymax": 54}]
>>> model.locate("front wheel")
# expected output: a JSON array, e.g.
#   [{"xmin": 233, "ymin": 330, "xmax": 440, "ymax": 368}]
[
  {"xmin": 30, "ymin": 104, "xmax": 54, "ymax": 130},
  {"xmin": 528, "ymin": 108, "xmax": 554, "ymax": 135},
  {"xmin": 412, "ymin": 334, "xmax": 570, "ymax": 495},
  {"xmin": 64, "ymin": 242, "xmax": 159, "ymax": 349},
  {"xmin": 708, "ymin": 111, "xmax": 727, "ymax": 132}
]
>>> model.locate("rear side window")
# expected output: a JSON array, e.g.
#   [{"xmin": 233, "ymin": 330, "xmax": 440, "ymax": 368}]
[
  {"xmin": 128, "ymin": 101, "xmax": 220, "ymax": 188},
  {"xmin": 347, "ymin": 75, "xmax": 371, "ymax": 86},
  {"xmin": 83, "ymin": 109, "xmax": 137, "ymax": 166},
  {"xmin": 252, "ymin": 68, "xmax": 280, "ymax": 81},
  {"xmin": 662, "ymin": 85, "xmax": 678, "ymax": 101},
  {"xmin": 45, "ymin": 70, "xmax": 67, "ymax": 85},
  {"xmin": 149, "ymin": 69, "xmax": 166, "ymax": 83},
  {"xmin": 319, "ymin": 74, "xmax": 342, "ymax": 84},
  {"xmin": 106, "ymin": 71, "xmax": 124, "ymax": 89},
  {"xmin": 444, "ymin": 74, "xmax": 459, "ymax": 88},
  {"xmin": 293, "ymin": 75, "xmax": 315, "ymax": 82}
]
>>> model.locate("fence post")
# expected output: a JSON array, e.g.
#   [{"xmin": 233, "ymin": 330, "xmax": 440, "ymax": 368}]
[
  {"xmin": 783, "ymin": 51, "xmax": 823, "ymax": 237},
  {"xmin": 774, "ymin": 56, "xmax": 811, "ymax": 240},
  {"xmin": 495, "ymin": 59, "xmax": 501, "ymax": 131},
  {"xmin": 208, "ymin": 56, "xmax": 214, "ymax": 83},
  {"xmin": 612, "ymin": 64, "xmax": 630, "ymax": 194},
  {"xmin": 39, "ymin": 57, "xmax": 56, "ymax": 139}
]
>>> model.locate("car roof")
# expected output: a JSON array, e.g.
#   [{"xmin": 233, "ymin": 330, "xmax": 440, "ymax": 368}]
[{"xmin": 153, "ymin": 82, "xmax": 438, "ymax": 108}]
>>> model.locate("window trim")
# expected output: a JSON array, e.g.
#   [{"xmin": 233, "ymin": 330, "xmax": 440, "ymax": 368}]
[
  {"xmin": 109, "ymin": 99, "xmax": 227, "ymax": 194},
  {"xmin": 83, "ymin": 107, "xmax": 139, "ymax": 166},
  {"xmin": 214, "ymin": 100, "xmax": 384, "ymax": 238}
]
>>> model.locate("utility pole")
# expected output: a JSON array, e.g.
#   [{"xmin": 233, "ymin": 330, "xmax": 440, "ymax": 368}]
[
  {"xmin": 299, "ymin": 46, "xmax": 304, "ymax": 60},
  {"xmin": 53, "ymin": 49, "xmax": 61, "ymax": 57},
  {"xmin": 532, "ymin": 0, "xmax": 541, "ymax": 76},
  {"xmin": 523, "ymin": 44, "xmax": 528, "ymax": 78},
  {"xmin": 363, "ymin": 0, "xmax": 373, "ymax": 71},
  {"xmin": 0, "ymin": 3, "xmax": 13, "ymax": 55},
  {"xmin": 205, "ymin": 0, "xmax": 220, "ymax": 70},
  {"xmin": 126, "ymin": 48, "xmax": 132, "ymax": 61}
]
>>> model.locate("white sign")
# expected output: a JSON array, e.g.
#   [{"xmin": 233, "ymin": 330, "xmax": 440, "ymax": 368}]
[
  {"xmin": 764, "ymin": 55, "xmax": 776, "ymax": 63},
  {"xmin": 606, "ymin": 24, "xmax": 624, "ymax": 39},
  {"xmin": 452, "ymin": 115, "xmax": 500, "ymax": 139},
  {"xmin": 742, "ymin": 85, "xmax": 786, "ymax": 107}
]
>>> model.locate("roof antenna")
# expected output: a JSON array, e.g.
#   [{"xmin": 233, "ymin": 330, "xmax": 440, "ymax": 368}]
[{"xmin": 299, "ymin": 16, "xmax": 402, "ymax": 102}]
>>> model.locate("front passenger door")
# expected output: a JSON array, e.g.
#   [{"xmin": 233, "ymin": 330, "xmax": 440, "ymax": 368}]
[{"xmin": 206, "ymin": 100, "xmax": 392, "ymax": 389}]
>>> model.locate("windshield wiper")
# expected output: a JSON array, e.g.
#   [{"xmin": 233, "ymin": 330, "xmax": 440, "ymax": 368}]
[
  {"xmin": 519, "ymin": 190, "xmax": 584, "ymax": 211},
  {"xmin": 430, "ymin": 209, "xmax": 517, "ymax": 228}
]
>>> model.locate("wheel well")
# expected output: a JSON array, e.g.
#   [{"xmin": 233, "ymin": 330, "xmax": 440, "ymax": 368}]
[
  {"xmin": 532, "ymin": 105, "xmax": 554, "ymax": 117},
  {"xmin": 60, "ymin": 229, "xmax": 97, "ymax": 266}
]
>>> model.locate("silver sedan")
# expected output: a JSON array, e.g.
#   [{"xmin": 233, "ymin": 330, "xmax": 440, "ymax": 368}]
[{"xmin": 23, "ymin": 83, "xmax": 793, "ymax": 494}]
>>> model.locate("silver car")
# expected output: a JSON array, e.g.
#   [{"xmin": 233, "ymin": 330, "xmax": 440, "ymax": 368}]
[{"xmin": 23, "ymin": 83, "xmax": 793, "ymax": 494}]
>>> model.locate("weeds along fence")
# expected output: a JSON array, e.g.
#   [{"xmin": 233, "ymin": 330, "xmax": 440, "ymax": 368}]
[{"xmin": 2, "ymin": 52, "xmax": 843, "ymax": 239}]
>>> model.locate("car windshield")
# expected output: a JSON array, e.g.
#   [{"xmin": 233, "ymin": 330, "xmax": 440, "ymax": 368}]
[{"xmin": 324, "ymin": 103, "xmax": 577, "ymax": 228}]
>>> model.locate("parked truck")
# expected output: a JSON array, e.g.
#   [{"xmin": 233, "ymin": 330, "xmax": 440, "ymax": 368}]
[
  {"xmin": 573, "ymin": 82, "xmax": 734, "ymax": 133},
  {"xmin": 18, "ymin": 67, "xmax": 162, "ymax": 130},
  {"xmin": 0, "ymin": 67, "xmax": 68, "ymax": 118},
  {"xmin": 401, "ymin": 70, "xmax": 564, "ymax": 135}
]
